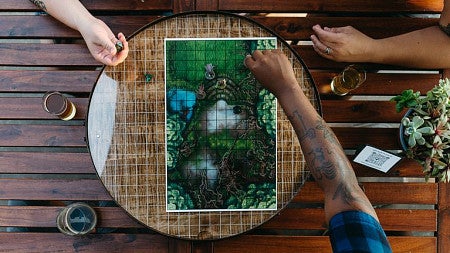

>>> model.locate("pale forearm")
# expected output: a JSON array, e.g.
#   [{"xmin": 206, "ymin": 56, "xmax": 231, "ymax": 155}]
[
  {"xmin": 369, "ymin": 26, "xmax": 450, "ymax": 68},
  {"xmin": 30, "ymin": 0, "xmax": 96, "ymax": 32}
]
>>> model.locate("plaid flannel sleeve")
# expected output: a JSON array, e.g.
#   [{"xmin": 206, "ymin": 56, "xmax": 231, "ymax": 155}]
[{"xmin": 329, "ymin": 210, "xmax": 392, "ymax": 253}]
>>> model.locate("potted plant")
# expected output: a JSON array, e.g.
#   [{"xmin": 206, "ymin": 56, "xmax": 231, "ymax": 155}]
[{"xmin": 391, "ymin": 78, "xmax": 450, "ymax": 182}]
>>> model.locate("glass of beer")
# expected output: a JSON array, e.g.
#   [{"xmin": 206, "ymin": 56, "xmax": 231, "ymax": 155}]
[
  {"xmin": 42, "ymin": 91, "xmax": 77, "ymax": 120},
  {"xmin": 330, "ymin": 65, "xmax": 366, "ymax": 96},
  {"xmin": 56, "ymin": 202, "xmax": 97, "ymax": 236}
]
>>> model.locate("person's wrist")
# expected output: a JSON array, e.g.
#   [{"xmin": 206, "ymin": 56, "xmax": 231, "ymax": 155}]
[
  {"xmin": 275, "ymin": 81, "xmax": 303, "ymax": 100},
  {"xmin": 77, "ymin": 16, "xmax": 99, "ymax": 36}
]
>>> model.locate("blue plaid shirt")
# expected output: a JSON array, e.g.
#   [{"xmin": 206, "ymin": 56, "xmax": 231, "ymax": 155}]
[{"xmin": 329, "ymin": 211, "xmax": 392, "ymax": 253}]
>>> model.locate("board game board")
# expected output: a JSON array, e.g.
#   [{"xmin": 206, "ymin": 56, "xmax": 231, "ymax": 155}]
[{"xmin": 165, "ymin": 38, "xmax": 277, "ymax": 212}]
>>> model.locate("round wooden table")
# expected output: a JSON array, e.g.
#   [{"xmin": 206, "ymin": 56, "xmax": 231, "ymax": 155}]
[{"xmin": 87, "ymin": 12, "xmax": 319, "ymax": 240}]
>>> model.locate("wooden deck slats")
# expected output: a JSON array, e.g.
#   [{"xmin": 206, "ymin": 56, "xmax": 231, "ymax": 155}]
[
  {"xmin": 0, "ymin": 70, "xmax": 99, "ymax": 93},
  {"xmin": 0, "ymin": 233, "xmax": 173, "ymax": 253},
  {"xmin": 0, "ymin": 125, "xmax": 86, "ymax": 147},
  {"xmin": 322, "ymin": 100, "xmax": 404, "ymax": 123},
  {"xmin": 0, "ymin": 179, "xmax": 112, "ymax": 201},
  {"xmin": 261, "ymin": 208, "xmax": 437, "ymax": 231},
  {"xmin": 293, "ymin": 182, "xmax": 438, "ymax": 205},
  {"xmin": 213, "ymin": 235, "xmax": 437, "ymax": 253},
  {"xmin": 332, "ymin": 127, "xmax": 401, "ymax": 149},
  {"xmin": 252, "ymin": 16, "xmax": 439, "ymax": 40},
  {"xmin": 216, "ymin": 0, "xmax": 444, "ymax": 13},
  {"xmin": 0, "ymin": 44, "xmax": 99, "ymax": 67},
  {"xmin": 0, "ymin": 152, "xmax": 94, "ymax": 174},
  {"xmin": 0, "ymin": 0, "xmax": 174, "ymax": 11}
]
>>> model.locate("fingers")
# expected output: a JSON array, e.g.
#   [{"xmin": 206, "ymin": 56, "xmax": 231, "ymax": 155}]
[
  {"xmin": 312, "ymin": 24, "xmax": 341, "ymax": 45},
  {"xmin": 244, "ymin": 49, "xmax": 281, "ymax": 69},
  {"xmin": 311, "ymin": 35, "xmax": 333, "ymax": 59}
]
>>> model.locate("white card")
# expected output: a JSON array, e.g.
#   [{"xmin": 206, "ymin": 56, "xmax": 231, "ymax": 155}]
[{"xmin": 353, "ymin": 146, "xmax": 401, "ymax": 173}]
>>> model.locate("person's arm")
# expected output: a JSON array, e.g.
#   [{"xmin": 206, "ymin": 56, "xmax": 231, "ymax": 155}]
[
  {"xmin": 244, "ymin": 50, "xmax": 377, "ymax": 223},
  {"xmin": 310, "ymin": 0, "xmax": 450, "ymax": 69},
  {"xmin": 29, "ymin": 0, "xmax": 128, "ymax": 66}
]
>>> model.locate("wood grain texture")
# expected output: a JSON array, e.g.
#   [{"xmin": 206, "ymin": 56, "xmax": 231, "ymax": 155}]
[
  {"xmin": 0, "ymin": 125, "xmax": 85, "ymax": 147},
  {"xmin": 0, "ymin": 152, "xmax": 94, "ymax": 174},
  {"xmin": 216, "ymin": 0, "xmax": 443, "ymax": 12},
  {"xmin": 0, "ymin": 233, "xmax": 172, "ymax": 253},
  {"xmin": 213, "ymin": 235, "xmax": 437, "ymax": 253},
  {"xmin": 0, "ymin": 0, "xmax": 173, "ymax": 11},
  {"xmin": 0, "ymin": 179, "xmax": 112, "ymax": 201},
  {"xmin": 0, "ymin": 70, "xmax": 99, "ymax": 93}
]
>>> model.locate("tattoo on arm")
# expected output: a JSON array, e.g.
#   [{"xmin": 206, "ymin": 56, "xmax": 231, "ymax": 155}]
[
  {"xmin": 306, "ymin": 147, "xmax": 337, "ymax": 181},
  {"xmin": 29, "ymin": 0, "xmax": 46, "ymax": 11},
  {"xmin": 288, "ymin": 110, "xmax": 315, "ymax": 141},
  {"xmin": 314, "ymin": 115, "xmax": 340, "ymax": 146},
  {"xmin": 332, "ymin": 182, "xmax": 373, "ymax": 210}
]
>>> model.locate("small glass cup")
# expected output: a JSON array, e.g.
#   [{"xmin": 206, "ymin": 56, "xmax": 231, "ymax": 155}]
[
  {"xmin": 330, "ymin": 65, "xmax": 367, "ymax": 96},
  {"xmin": 42, "ymin": 91, "xmax": 77, "ymax": 120},
  {"xmin": 56, "ymin": 202, "xmax": 97, "ymax": 236}
]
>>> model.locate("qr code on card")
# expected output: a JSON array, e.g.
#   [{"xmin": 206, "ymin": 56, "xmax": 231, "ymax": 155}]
[
  {"xmin": 364, "ymin": 152, "xmax": 390, "ymax": 167},
  {"xmin": 353, "ymin": 146, "xmax": 402, "ymax": 173}
]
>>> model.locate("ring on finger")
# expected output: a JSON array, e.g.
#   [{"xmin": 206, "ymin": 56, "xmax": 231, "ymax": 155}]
[{"xmin": 324, "ymin": 47, "xmax": 332, "ymax": 55}]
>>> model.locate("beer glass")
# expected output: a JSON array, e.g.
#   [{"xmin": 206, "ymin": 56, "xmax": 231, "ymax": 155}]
[
  {"xmin": 56, "ymin": 202, "xmax": 97, "ymax": 236},
  {"xmin": 42, "ymin": 91, "xmax": 77, "ymax": 120},
  {"xmin": 330, "ymin": 65, "xmax": 366, "ymax": 96}
]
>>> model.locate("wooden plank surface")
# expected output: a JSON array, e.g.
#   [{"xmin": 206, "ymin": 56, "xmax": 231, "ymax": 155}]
[
  {"xmin": 0, "ymin": 70, "xmax": 99, "ymax": 93},
  {"xmin": 0, "ymin": 179, "xmax": 112, "ymax": 201},
  {"xmin": 0, "ymin": 0, "xmax": 173, "ymax": 11},
  {"xmin": 0, "ymin": 233, "xmax": 172, "ymax": 253},
  {"xmin": 251, "ymin": 16, "xmax": 439, "ymax": 40},
  {"xmin": 0, "ymin": 125, "xmax": 86, "ymax": 147},
  {"xmin": 0, "ymin": 152, "xmax": 94, "ymax": 174},
  {"xmin": 0, "ymin": 44, "xmax": 98, "ymax": 66},
  {"xmin": 262, "ymin": 208, "xmax": 437, "ymax": 231},
  {"xmin": 217, "ymin": 0, "xmax": 444, "ymax": 12},
  {"xmin": 293, "ymin": 182, "xmax": 438, "ymax": 204},
  {"xmin": 213, "ymin": 235, "xmax": 437, "ymax": 253}
]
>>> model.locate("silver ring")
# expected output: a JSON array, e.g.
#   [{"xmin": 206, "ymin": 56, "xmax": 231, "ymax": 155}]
[{"xmin": 325, "ymin": 47, "xmax": 332, "ymax": 55}]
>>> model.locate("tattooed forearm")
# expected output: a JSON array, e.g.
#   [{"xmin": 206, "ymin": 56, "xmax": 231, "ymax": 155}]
[
  {"xmin": 314, "ymin": 115, "xmax": 340, "ymax": 146},
  {"xmin": 29, "ymin": 0, "xmax": 46, "ymax": 11},
  {"xmin": 332, "ymin": 182, "xmax": 372, "ymax": 210},
  {"xmin": 288, "ymin": 110, "xmax": 315, "ymax": 141},
  {"xmin": 306, "ymin": 147, "xmax": 337, "ymax": 181},
  {"xmin": 440, "ymin": 23, "xmax": 450, "ymax": 36}
]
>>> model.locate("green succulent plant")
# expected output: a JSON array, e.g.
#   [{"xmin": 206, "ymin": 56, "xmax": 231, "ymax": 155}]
[
  {"xmin": 392, "ymin": 78, "xmax": 450, "ymax": 182},
  {"xmin": 401, "ymin": 115, "xmax": 433, "ymax": 147}
]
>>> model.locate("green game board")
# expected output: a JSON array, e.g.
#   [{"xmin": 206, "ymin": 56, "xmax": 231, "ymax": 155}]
[{"xmin": 165, "ymin": 38, "xmax": 277, "ymax": 212}]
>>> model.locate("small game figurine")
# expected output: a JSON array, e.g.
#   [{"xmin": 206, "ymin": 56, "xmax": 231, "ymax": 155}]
[
  {"xmin": 115, "ymin": 41, "xmax": 124, "ymax": 53},
  {"xmin": 204, "ymin": 63, "xmax": 215, "ymax": 80},
  {"xmin": 215, "ymin": 78, "xmax": 227, "ymax": 89},
  {"xmin": 196, "ymin": 84, "xmax": 206, "ymax": 99},
  {"xmin": 144, "ymin": 73, "xmax": 153, "ymax": 82}
]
